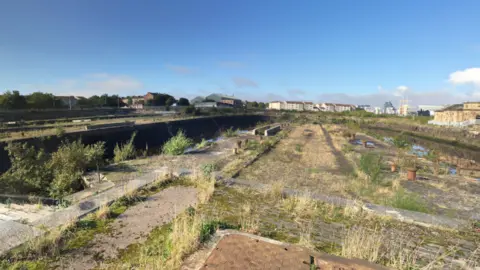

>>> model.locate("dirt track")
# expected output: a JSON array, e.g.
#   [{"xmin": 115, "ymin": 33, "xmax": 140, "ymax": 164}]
[
  {"xmin": 238, "ymin": 124, "xmax": 352, "ymax": 196},
  {"xmin": 55, "ymin": 186, "xmax": 198, "ymax": 270}
]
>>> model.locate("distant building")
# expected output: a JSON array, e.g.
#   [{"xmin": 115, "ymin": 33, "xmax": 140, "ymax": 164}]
[
  {"xmin": 122, "ymin": 96, "xmax": 144, "ymax": 109},
  {"xmin": 430, "ymin": 102, "xmax": 480, "ymax": 126},
  {"xmin": 319, "ymin": 103, "xmax": 356, "ymax": 112},
  {"xmin": 144, "ymin": 92, "xmax": 156, "ymax": 102},
  {"xmin": 194, "ymin": 102, "xmax": 234, "ymax": 108},
  {"xmin": 383, "ymin": 101, "xmax": 397, "ymax": 115},
  {"xmin": 205, "ymin": 94, "xmax": 243, "ymax": 107},
  {"xmin": 268, "ymin": 101, "xmax": 315, "ymax": 111},
  {"xmin": 56, "ymin": 96, "xmax": 79, "ymax": 109},
  {"xmin": 357, "ymin": 105, "xmax": 371, "ymax": 110},
  {"xmin": 417, "ymin": 105, "xmax": 447, "ymax": 116}
]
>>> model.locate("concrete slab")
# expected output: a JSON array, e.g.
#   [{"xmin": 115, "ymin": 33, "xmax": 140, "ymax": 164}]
[{"xmin": 0, "ymin": 220, "xmax": 44, "ymax": 255}]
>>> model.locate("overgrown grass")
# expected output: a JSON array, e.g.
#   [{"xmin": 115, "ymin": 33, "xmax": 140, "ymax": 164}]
[
  {"xmin": 113, "ymin": 131, "xmax": 137, "ymax": 163},
  {"xmin": 282, "ymin": 193, "xmax": 318, "ymax": 221},
  {"xmin": 162, "ymin": 130, "xmax": 193, "ymax": 155},
  {"xmin": 388, "ymin": 187, "xmax": 430, "ymax": 213},
  {"xmin": 359, "ymin": 152, "xmax": 383, "ymax": 184},
  {"xmin": 195, "ymin": 138, "xmax": 210, "ymax": 149},
  {"xmin": 223, "ymin": 127, "xmax": 239, "ymax": 137}
]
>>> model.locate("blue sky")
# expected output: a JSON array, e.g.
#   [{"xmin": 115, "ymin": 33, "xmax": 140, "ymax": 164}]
[{"xmin": 1, "ymin": 0, "xmax": 480, "ymax": 105}]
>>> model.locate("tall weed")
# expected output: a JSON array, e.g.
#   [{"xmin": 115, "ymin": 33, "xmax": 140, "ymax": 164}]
[
  {"xmin": 114, "ymin": 132, "xmax": 137, "ymax": 163},
  {"xmin": 359, "ymin": 152, "xmax": 383, "ymax": 184},
  {"xmin": 162, "ymin": 130, "xmax": 193, "ymax": 155}
]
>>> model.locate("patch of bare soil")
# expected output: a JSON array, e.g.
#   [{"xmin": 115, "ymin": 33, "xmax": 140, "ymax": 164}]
[
  {"xmin": 199, "ymin": 233, "xmax": 386, "ymax": 270},
  {"xmin": 238, "ymin": 124, "xmax": 352, "ymax": 196},
  {"xmin": 54, "ymin": 186, "xmax": 198, "ymax": 270}
]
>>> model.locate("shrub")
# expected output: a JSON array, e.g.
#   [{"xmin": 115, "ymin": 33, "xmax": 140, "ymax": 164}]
[
  {"xmin": 0, "ymin": 142, "xmax": 52, "ymax": 195},
  {"xmin": 359, "ymin": 152, "xmax": 383, "ymax": 184},
  {"xmin": 200, "ymin": 163, "xmax": 217, "ymax": 177},
  {"xmin": 392, "ymin": 135, "xmax": 410, "ymax": 149},
  {"xmin": 162, "ymin": 130, "xmax": 193, "ymax": 155},
  {"xmin": 48, "ymin": 140, "xmax": 105, "ymax": 198},
  {"xmin": 114, "ymin": 132, "xmax": 137, "ymax": 163},
  {"xmin": 55, "ymin": 126, "xmax": 66, "ymax": 137},
  {"xmin": 388, "ymin": 188, "xmax": 429, "ymax": 213},
  {"xmin": 196, "ymin": 138, "xmax": 209, "ymax": 149},
  {"xmin": 223, "ymin": 127, "xmax": 238, "ymax": 137},
  {"xmin": 295, "ymin": 144, "xmax": 303, "ymax": 152},
  {"xmin": 184, "ymin": 105, "xmax": 199, "ymax": 115}
]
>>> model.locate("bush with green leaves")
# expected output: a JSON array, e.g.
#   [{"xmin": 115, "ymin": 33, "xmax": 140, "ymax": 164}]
[
  {"xmin": 0, "ymin": 140, "xmax": 106, "ymax": 198},
  {"xmin": 223, "ymin": 127, "xmax": 238, "ymax": 138},
  {"xmin": 114, "ymin": 132, "xmax": 137, "ymax": 163},
  {"xmin": 48, "ymin": 140, "xmax": 106, "ymax": 198},
  {"xmin": 0, "ymin": 142, "xmax": 52, "ymax": 195},
  {"xmin": 359, "ymin": 152, "xmax": 383, "ymax": 184},
  {"xmin": 201, "ymin": 163, "xmax": 218, "ymax": 177},
  {"xmin": 392, "ymin": 135, "xmax": 410, "ymax": 149},
  {"xmin": 388, "ymin": 188, "xmax": 429, "ymax": 213},
  {"xmin": 162, "ymin": 130, "xmax": 193, "ymax": 155}
]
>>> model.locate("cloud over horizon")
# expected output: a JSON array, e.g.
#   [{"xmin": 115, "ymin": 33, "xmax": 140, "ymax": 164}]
[
  {"xmin": 20, "ymin": 73, "xmax": 144, "ymax": 97},
  {"xmin": 165, "ymin": 64, "xmax": 195, "ymax": 75},
  {"xmin": 232, "ymin": 77, "xmax": 258, "ymax": 88},
  {"xmin": 449, "ymin": 68, "xmax": 480, "ymax": 86}
]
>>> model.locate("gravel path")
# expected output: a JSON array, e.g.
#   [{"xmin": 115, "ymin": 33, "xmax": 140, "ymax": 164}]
[{"xmin": 54, "ymin": 186, "xmax": 198, "ymax": 270}]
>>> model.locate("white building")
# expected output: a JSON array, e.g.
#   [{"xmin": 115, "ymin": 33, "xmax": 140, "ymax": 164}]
[
  {"xmin": 268, "ymin": 101, "xmax": 315, "ymax": 111},
  {"xmin": 319, "ymin": 103, "xmax": 356, "ymax": 112}
]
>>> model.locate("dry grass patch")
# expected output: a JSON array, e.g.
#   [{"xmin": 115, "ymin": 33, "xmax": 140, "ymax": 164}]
[{"xmin": 282, "ymin": 193, "xmax": 318, "ymax": 221}]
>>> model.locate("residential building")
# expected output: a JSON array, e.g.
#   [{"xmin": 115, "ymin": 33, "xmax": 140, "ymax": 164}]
[
  {"xmin": 121, "ymin": 96, "xmax": 144, "ymax": 109},
  {"xmin": 268, "ymin": 101, "xmax": 315, "ymax": 111},
  {"xmin": 357, "ymin": 105, "xmax": 371, "ymax": 110},
  {"xmin": 205, "ymin": 93, "xmax": 243, "ymax": 107},
  {"xmin": 430, "ymin": 102, "xmax": 480, "ymax": 126},
  {"xmin": 319, "ymin": 103, "xmax": 356, "ymax": 112},
  {"xmin": 56, "ymin": 96, "xmax": 78, "ymax": 109},
  {"xmin": 144, "ymin": 92, "xmax": 156, "ymax": 102},
  {"xmin": 194, "ymin": 102, "xmax": 234, "ymax": 108},
  {"xmin": 303, "ymin": 102, "xmax": 314, "ymax": 111}
]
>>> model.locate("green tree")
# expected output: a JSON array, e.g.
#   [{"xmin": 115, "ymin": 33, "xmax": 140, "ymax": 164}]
[
  {"xmin": 0, "ymin": 90, "xmax": 27, "ymax": 110},
  {"xmin": 177, "ymin": 97, "xmax": 190, "ymax": 106},
  {"xmin": 48, "ymin": 140, "xmax": 106, "ymax": 198},
  {"xmin": 166, "ymin": 97, "xmax": 176, "ymax": 106},
  {"xmin": 127, "ymin": 97, "xmax": 133, "ymax": 105},
  {"xmin": 0, "ymin": 143, "xmax": 52, "ymax": 195},
  {"xmin": 26, "ymin": 92, "xmax": 58, "ymax": 109}
]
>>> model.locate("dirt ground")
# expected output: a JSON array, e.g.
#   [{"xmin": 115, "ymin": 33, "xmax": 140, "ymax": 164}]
[
  {"xmin": 238, "ymin": 124, "xmax": 480, "ymax": 219},
  {"xmin": 54, "ymin": 186, "xmax": 198, "ymax": 270},
  {"xmin": 238, "ymin": 124, "xmax": 353, "ymax": 197}
]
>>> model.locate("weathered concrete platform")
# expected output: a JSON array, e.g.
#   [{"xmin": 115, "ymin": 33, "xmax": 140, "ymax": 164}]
[{"xmin": 182, "ymin": 230, "xmax": 388, "ymax": 270}]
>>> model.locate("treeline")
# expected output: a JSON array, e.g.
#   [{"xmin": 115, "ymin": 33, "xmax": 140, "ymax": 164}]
[
  {"xmin": 0, "ymin": 90, "xmax": 128, "ymax": 110},
  {"xmin": 245, "ymin": 101, "xmax": 267, "ymax": 109}
]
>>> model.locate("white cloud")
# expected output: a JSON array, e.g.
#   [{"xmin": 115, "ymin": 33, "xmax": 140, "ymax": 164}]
[
  {"xmin": 232, "ymin": 77, "xmax": 258, "ymax": 88},
  {"xmin": 393, "ymin": 85, "xmax": 409, "ymax": 97},
  {"xmin": 165, "ymin": 64, "xmax": 195, "ymax": 74},
  {"xmin": 448, "ymin": 67, "xmax": 480, "ymax": 86},
  {"xmin": 20, "ymin": 74, "xmax": 144, "ymax": 97}
]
